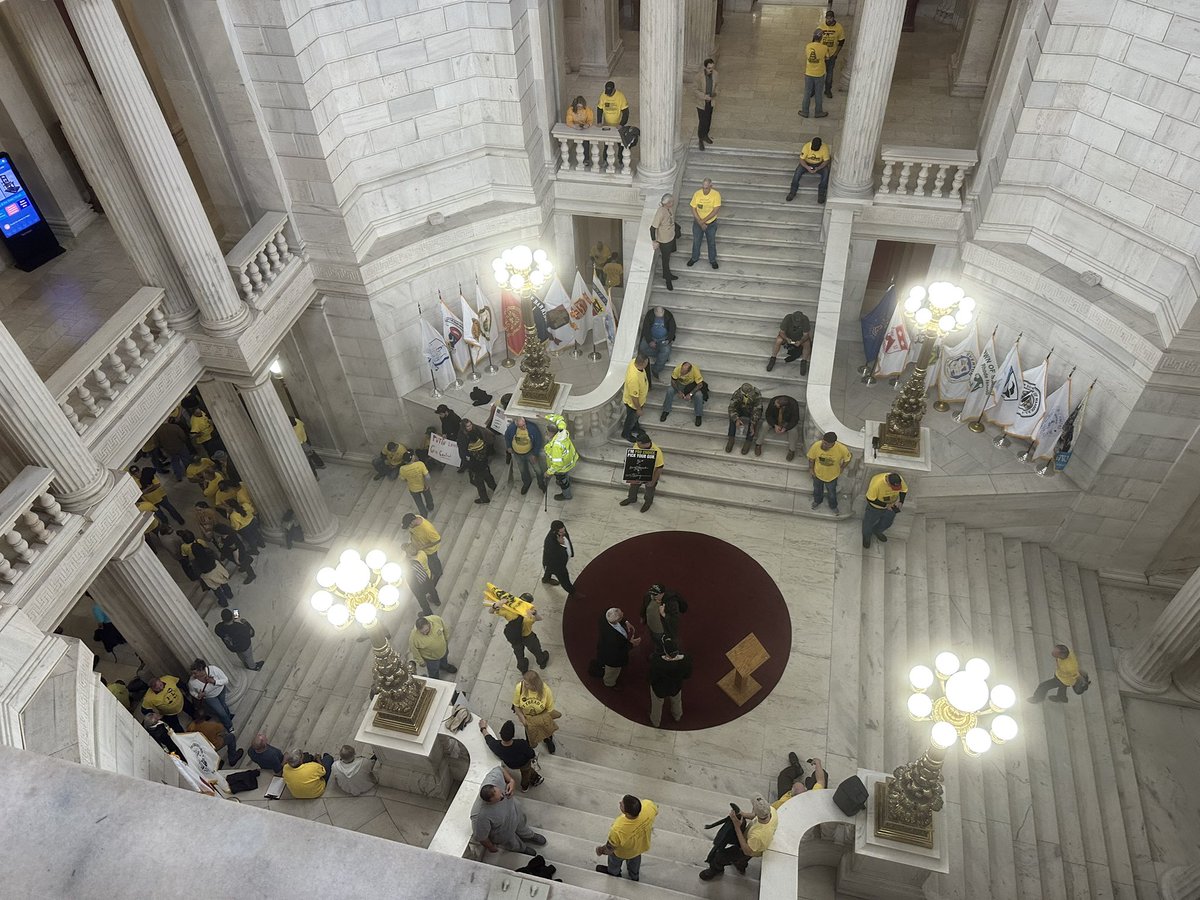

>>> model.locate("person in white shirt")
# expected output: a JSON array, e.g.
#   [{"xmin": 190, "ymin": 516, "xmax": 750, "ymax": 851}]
[
  {"xmin": 188, "ymin": 658, "xmax": 235, "ymax": 731},
  {"xmin": 331, "ymin": 744, "xmax": 379, "ymax": 796}
]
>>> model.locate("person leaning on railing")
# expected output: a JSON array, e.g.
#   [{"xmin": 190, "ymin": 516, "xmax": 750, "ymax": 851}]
[{"xmin": 566, "ymin": 95, "xmax": 595, "ymax": 167}]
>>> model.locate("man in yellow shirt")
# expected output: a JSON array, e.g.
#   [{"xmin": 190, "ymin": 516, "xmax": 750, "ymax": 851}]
[
  {"xmin": 402, "ymin": 513, "xmax": 443, "ymax": 583},
  {"xmin": 773, "ymin": 756, "xmax": 827, "ymax": 808},
  {"xmin": 818, "ymin": 10, "xmax": 846, "ymax": 99},
  {"xmin": 660, "ymin": 361, "xmax": 706, "ymax": 426},
  {"xmin": 372, "ymin": 440, "xmax": 407, "ymax": 480},
  {"xmin": 282, "ymin": 748, "xmax": 335, "ymax": 798},
  {"xmin": 140, "ymin": 674, "xmax": 186, "ymax": 732},
  {"xmin": 409, "ymin": 614, "xmax": 457, "ymax": 679},
  {"xmin": 621, "ymin": 431, "xmax": 664, "ymax": 513},
  {"xmin": 800, "ymin": 29, "xmax": 829, "ymax": 118},
  {"xmin": 687, "ymin": 178, "xmax": 722, "ymax": 269},
  {"xmin": 595, "ymin": 794, "xmax": 658, "ymax": 881},
  {"xmin": 807, "ymin": 432, "xmax": 852, "ymax": 511},
  {"xmin": 398, "ymin": 450, "xmax": 434, "ymax": 515},
  {"xmin": 596, "ymin": 81, "xmax": 629, "ymax": 126},
  {"xmin": 786, "ymin": 136, "xmax": 832, "ymax": 204},
  {"xmin": 621, "ymin": 355, "xmax": 650, "ymax": 441},
  {"xmin": 1028, "ymin": 643, "xmax": 1081, "ymax": 704},
  {"xmin": 700, "ymin": 794, "xmax": 778, "ymax": 880},
  {"xmin": 863, "ymin": 471, "xmax": 907, "ymax": 548}
]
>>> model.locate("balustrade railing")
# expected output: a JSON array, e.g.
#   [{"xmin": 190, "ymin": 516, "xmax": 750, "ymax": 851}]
[
  {"xmin": 0, "ymin": 468, "xmax": 67, "ymax": 596},
  {"xmin": 876, "ymin": 146, "xmax": 978, "ymax": 206},
  {"xmin": 551, "ymin": 123, "xmax": 634, "ymax": 180},
  {"xmin": 224, "ymin": 212, "xmax": 298, "ymax": 308}
]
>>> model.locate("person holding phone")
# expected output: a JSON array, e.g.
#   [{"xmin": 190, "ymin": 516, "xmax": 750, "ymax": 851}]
[{"xmin": 214, "ymin": 608, "xmax": 263, "ymax": 670}]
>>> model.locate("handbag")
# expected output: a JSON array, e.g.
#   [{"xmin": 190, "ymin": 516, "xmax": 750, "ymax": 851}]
[
  {"xmin": 1072, "ymin": 671, "xmax": 1091, "ymax": 695},
  {"xmin": 226, "ymin": 768, "xmax": 261, "ymax": 793}
]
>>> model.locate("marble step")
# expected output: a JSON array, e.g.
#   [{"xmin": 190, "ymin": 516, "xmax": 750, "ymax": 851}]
[
  {"xmin": 660, "ymin": 340, "xmax": 812, "ymax": 379},
  {"xmin": 882, "ymin": 538, "xmax": 910, "ymax": 775},
  {"xmin": 653, "ymin": 268, "xmax": 819, "ymax": 303},
  {"xmin": 685, "ymin": 147, "xmax": 804, "ymax": 175},
  {"xmin": 713, "ymin": 205, "xmax": 824, "ymax": 229},
  {"xmin": 591, "ymin": 434, "xmax": 814, "ymax": 492},
  {"xmin": 643, "ymin": 362, "xmax": 809, "ymax": 400},
  {"xmin": 715, "ymin": 236, "xmax": 825, "ymax": 262},
  {"xmin": 825, "ymin": 525, "xmax": 862, "ymax": 775},
  {"xmin": 672, "ymin": 325, "xmax": 807, "ymax": 359},
  {"xmin": 858, "ymin": 546, "xmax": 886, "ymax": 772},
  {"xmin": 654, "ymin": 287, "xmax": 815, "ymax": 322},
  {"xmin": 666, "ymin": 256, "xmax": 824, "ymax": 288},
  {"xmin": 716, "ymin": 222, "xmax": 822, "ymax": 246},
  {"xmin": 490, "ymin": 850, "xmax": 753, "ymax": 900}
]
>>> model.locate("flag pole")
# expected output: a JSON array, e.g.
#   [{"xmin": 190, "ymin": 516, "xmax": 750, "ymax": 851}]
[
  {"xmin": 969, "ymin": 329, "xmax": 1017, "ymax": 434},
  {"xmin": 438, "ymin": 291, "xmax": 465, "ymax": 390},
  {"xmin": 1037, "ymin": 377, "xmax": 1093, "ymax": 477},
  {"xmin": 991, "ymin": 334, "xmax": 1027, "ymax": 447},
  {"xmin": 955, "ymin": 325, "xmax": 996, "ymax": 424},
  {"xmin": 462, "ymin": 282, "xmax": 483, "ymax": 382},
  {"xmin": 477, "ymin": 279, "xmax": 500, "ymax": 374},
  {"xmin": 419, "ymin": 301, "xmax": 446, "ymax": 398},
  {"xmin": 860, "ymin": 279, "xmax": 895, "ymax": 385},
  {"xmin": 588, "ymin": 328, "xmax": 603, "ymax": 362},
  {"xmin": 1016, "ymin": 349, "xmax": 1055, "ymax": 460}
]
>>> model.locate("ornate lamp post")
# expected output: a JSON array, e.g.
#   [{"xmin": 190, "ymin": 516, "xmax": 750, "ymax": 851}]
[
  {"xmin": 492, "ymin": 245, "xmax": 558, "ymax": 408},
  {"xmin": 310, "ymin": 548, "xmax": 435, "ymax": 735},
  {"xmin": 875, "ymin": 652, "xmax": 1018, "ymax": 848},
  {"xmin": 877, "ymin": 282, "xmax": 976, "ymax": 456}
]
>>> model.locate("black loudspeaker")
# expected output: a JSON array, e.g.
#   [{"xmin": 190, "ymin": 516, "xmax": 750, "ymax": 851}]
[{"xmin": 833, "ymin": 775, "xmax": 869, "ymax": 815}]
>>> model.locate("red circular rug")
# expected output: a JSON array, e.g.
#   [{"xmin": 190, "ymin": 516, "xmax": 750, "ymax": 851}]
[{"xmin": 561, "ymin": 530, "xmax": 791, "ymax": 730}]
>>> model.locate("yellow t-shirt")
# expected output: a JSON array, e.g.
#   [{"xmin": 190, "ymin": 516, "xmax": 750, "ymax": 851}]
[
  {"xmin": 410, "ymin": 519, "xmax": 441, "ymax": 554},
  {"xmin": 399, "ymin": 460, "xmax": 429, "ymax": 492},
  {"xmin": 186, "ymin": 458, "xmax": 215, "ymax": 483},
  {"xmin": 800, "ymin": 141, "xmax": 831, "ymax": 166},
  {"xmin": 866, "ymin": 472, "xmax": 907, "ymax": 507},
  {"xmin": 409, "ymin": 615, "xmax": 449, "ymax": 661},
  {"xmin": 671, "ymin": 363, "xmax": 703, "ymax": 387},
  {"xmin": 511, "ymin": 426, "xmax": 533, "ymax": 455},
  {"xmin": 607, "ymin": 800, "xmax": 658, "ymax": 859},
  {"xmin": 107, "ymin": 682, "xmax": 131, "ymax": 710},
  {"xmin": 818, "ymin": 22, "xmax": 845, "ymax": 53},
  {"xmin": 745, "ymin": 809, "xmax": 780, "ymax": 856},
  {"xmin": 229, "ymin": 510, "xmax": 255, "ymax": 532},
  {"xmin": 566, "ymin": 105, "xmax": 595, "ymax": 127},
  {"xmin": 283, "ymin": 761, "xmax": 329, "ymax": 799},
  {"xmin": 512, "ymin": 683, "xmax": 554, "ymax": 716},
  {"xmin": 690, "ymin": 188, "xmax": 722, "ymax": 222},
  {"xmin": 383, "ymin": 444, "xmax": 408, "ymax": 467},
  {"xmin": 1055, "ymin": 651, "xmax": 1080, "ymax": 686},
  {"xmin": 642, "ymin": 442, "xmax": 665, "ymax": 470},
  {"xmin": 190, "ymin": 412, "xmax": 214, "ymax": 444},
  {"xmin": 623, "ymin": 360, "xmax": 649, "ymax": 408},
  {"xmin": 597, "ymin": 89, "xmax": 629, "ymax": 125},
  {"xmin": 772, "ymin": 782, "xmax": 825, "ymax": 809},
  {"xmin": 410, "ymin": 550, "xmax": 431, "ymax": 579},
  {"xmin": 804, "ymin": 41, "xmax": 829, "ymax": 77},
  {"xmin": 293, "ymin": 419, "xmax": 308, "ymax": 443},
  {"xmin": 141, "ymin": 675, "xmax": 185, "ymax": 716},
  {"xmin": 807, "ymin": 441, "xmax": 851, "ymax": 482},
  {"xmin": 496, "ymin": 604, "xmax": 536, "ymax": 638}
]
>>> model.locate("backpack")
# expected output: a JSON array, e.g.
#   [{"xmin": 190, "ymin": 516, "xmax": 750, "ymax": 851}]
[
  {"xmin": 618, "ymin": 124, "xmax": 640, "ymax": 148},
  {"xmin": 1072, "ymin": 671, "xmax": 1091, "ymax": 695}
]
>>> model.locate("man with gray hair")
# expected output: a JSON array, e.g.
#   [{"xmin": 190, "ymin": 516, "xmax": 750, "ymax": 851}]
[
  {"xmin": 282, "ymin": 747, "xmax": 335, "ymax": 799},
  {"xmin": 650, "ymin": 193, "xmax": 678, "ymax": 289},
  {"xmin": 471, "ymin": 765, "xmax": 547, "ymax": 854},
  {"xmin": 596, "ymin": 608, "xmax": 641, "ymax": 689},
  {"xmin": 699, "ymin": 793, "xmax": 780, "ymax": 880}
]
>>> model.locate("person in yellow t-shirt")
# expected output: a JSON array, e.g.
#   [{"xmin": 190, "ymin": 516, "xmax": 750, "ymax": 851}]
[
  {"xmin": 786, "ymin": 136, "xmax": 832, "ymax": 203},
  {"xmin": 661, "ymin": 360, "xmax": 706, "ymax": 424},
  {"xmin": 398, "ymin": 450, "xmax": 434, "ymax": 516},
  {"xmin": 621, "ymin": 432, "xmax": 664, "ymax": 513},
  {"xmin": 372, "ymin": 440, "xmax": 407, "ymax": 480},
  {"xmin": 282, "ymin": 748, "xmax": 335, "ymax": 799},
  {"xmin": 807, "ymin": 432, "xmax": 852, "ymax": 511},
  {"xmin": 863, "ymin": 471, "xmax": 908, "ymax": 548},
  {"xmin": 596, "ymin": 81, "xmax": 629, "ymax": 126},
  {"xmin": 687, "ymin": 179, "xmax": 722, "ymax": 268},
  {"xmin": 621, "ymin": 355, "xmax": 650, "ymax": 441},
  {"xmin": 1028, "ymin": 643, "xmax": 1082, "ymax": 704},
  {"xmin": 773, "ymin": 756, "xmax": 828, "ymax": 809},
  {"xmin": 402, "ymin": 513, "xmax": 443, "ymax": 583},
  {"xmin": 801, "ymin": 30, "xmax": 830, "ymax": 119},
  {"xmin": 566, "ymin": 95, "xmax": 596, "ymax": 167},
  {"xmin": 140, "ymin": 675, "xmax": 186, "ymax": 731},
  {"xmin": 818, "ymin": 10, "xmax": 846, "ymax": 98},
  {"xmin": 700, "ymin": 794, "xmax": 778, "ymax": 880},
  {"xmin": 596, "ymin": 794, "xmax": 658, "ymax": 880}
]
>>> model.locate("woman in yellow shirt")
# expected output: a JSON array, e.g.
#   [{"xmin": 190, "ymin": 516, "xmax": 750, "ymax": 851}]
[
  {"xmin": 137, "ymin": 467, "xmax": 184, "ymax": 525},
  {"xmin": 566, "ymin": 95, "xmax": 595, "ymax": 168},
  {"xmin": 223, "ymin": 500, "xmax": 265, "ymax": 551},
  {"xmin": 512, "ymin": 670, "xmax": 560, "ymax": 754}
]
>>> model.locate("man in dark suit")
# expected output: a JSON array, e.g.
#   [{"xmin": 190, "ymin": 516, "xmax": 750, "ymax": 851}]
[{"xmin": 597, "ymin": 608, "xmax": 641, "ymax": 690}]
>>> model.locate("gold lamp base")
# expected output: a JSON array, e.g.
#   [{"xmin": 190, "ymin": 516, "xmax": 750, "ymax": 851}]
[
  {"xmin": 877, "ymin": 421, "xmax": 922, "ymax": 457},
  {"xmin": 368, "ymin": 633, "xmax": 437, "ymax": 735},
  {"xmin": 374, "ymin": 684, "xmax": 437, "ymax": 735},
  {"xmin": 517, "ymin": 324, "xmax": 558, "ymax": 408},
  {"xmin": 874, "ymin": 779, "xmax": 935, "ymax": 849},
  {"xmin": 873, "ymin": 745, "xmax": 945, "ymax": 849}
]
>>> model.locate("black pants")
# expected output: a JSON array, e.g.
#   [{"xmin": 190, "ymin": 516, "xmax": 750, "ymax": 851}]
[
  {"xmin": 510, "ymin": 632, "xmax": 548, "ymax": 672},
  {"xmin": 697, "ymin": 103, "xmax": 713, "ymax": 140},
  {"xmin": 659, "ymin": 243, "xmax": 675, "ymax": 282},
  {"xmin": 413, "ymin": 583, "xmax": 440, "ymax": 615},
  {"xmin": 1031, "ymin": 676, "xmax": 1068, "ymax": 702},
  {"xmin": 469, "ymin": 464, "xmax": 496, "ymax": 500},
  {"xmin": 544, "ymin": 564, "xmax": 575, "ymax": 593},
  {"xmin": 706, "ymin": 819, "xmax": 750, "ymax": 872}
]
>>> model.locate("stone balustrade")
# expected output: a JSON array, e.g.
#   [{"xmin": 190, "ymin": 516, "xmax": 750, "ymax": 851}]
[
  {"xmin": 224, "ymin": 212, "xmax": 298, "ymax": 308},
  {"xmin": 551, "ymin": 123, "xmax": 634, "ymax": 181},
  {"xmin": 876, "ymin": 146, "xmax": 978, "ymax": 206},
  {"xmin": 46, "ymin": 288, "xmax": 176, "ymax": 439},
  {"xmin": 0, "ymin": 467, "xmax": 68, "ymax": 598}
]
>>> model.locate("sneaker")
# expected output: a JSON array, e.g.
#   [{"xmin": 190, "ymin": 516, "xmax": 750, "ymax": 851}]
[
  {"xmin": 660, "ymin": 411, "xmax": 669, "ymax": 422},
  {"xmin": 754, "ymin": 445, "xmax": 762, "ymax": 457},
  {"xmin": 741, "ymin": 440, "xmax": 752, "ymax": 455},
  {"xmin": 253, "ymin": 661, "xmax": 265, "ymax": 670},
  {"xmin": 703, "ymin": 135, "xmax": 714, "ymax": 144},
  {"xmin": 526, "ymin": 833, "xmax": 547, "ymax": 846},
  {"xmin": 619, "ymin": 498, "xmax": 636, "ymax": 506},
  {"xmin": 538, "ymin": 653, "xmax": 550, "ymax": 669},
  {"xmin": 530, "ymin": 774, "xmax": 545, "ymax": 787},
  {"xmin": 542, "ymin": 576, "xmax": 560, "ymax": 586},
  {"xmin": 474, "ymin": 498, "xmax": 489, "ymax": 504},
  {"xmin": 686, "ymin": 259, "xmax": 697, "ymax": 267},
  {"xmin": 243, "ymin": 572, "xmax": 257, "ymax": 584},
  {"xmin": 700, "ymin": 869, "xmax": 722, "ymax": 881},
  {"xmin": 711, "ymin": 262, "xmax": 719, "ymax": 270},
  {"xmin": 798, "ymin": 111, "xmax": 810, "ymax": 118},
  {"xmin": 442, "ymin": 663, "xmax": 458, "ymax": 674},
  {"xmin": 766, "ymin": 356, "xmax": 777, "ymax": 372},
  {"xmin": 520, "ymin": 485, "xmax": 530, "ymax": 495},
  {"xmin": 824, "ymin": 90, "xmax": 833, "ymax": 99},
  {"xmin": 544, "ymin": 737, "xmax": 556, "ymax": 754},
  {"xmin": 786, "ymin": 450, "xmax": 796, "ymax": 461},
  {"xmin": 863, "ymin": 538, "xmax": 871, "ymax": 549},
  {"xmin": 786, "ymin": 192, "xmax": 796, "ymax": 202},
  {"xmin": 725, "ymin": 437, "xmax": 735, "ymax": 453},
  {"xmin": 815, "ymin": 111, "xmax": 829, "ymax": 118},
  {"xmin": 553, "ymin": 493, "xmax": 568, "ymax": 500},
  {"xmin": 698, "ymin": 137, "xmax": 706, "ymax": 151},
  {"xmin": 665, "ymin": 279, "xmax": 674, "ymax": 291},
  {"xmin": 695, "ymin": 416, "xmax": 703, "ymax": 427}
]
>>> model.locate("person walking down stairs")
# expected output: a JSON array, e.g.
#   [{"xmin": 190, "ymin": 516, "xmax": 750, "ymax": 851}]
[
  {"xmin": 862, "ymin": 472, "xmax": 907, "ymax": 549},
  {"xmin": 1027, "ymin": 643, "xmax": 1082, "ymax": 704},
  {"xmin": 512, "ymin": 670, "xmax": 559, "ymax": 754},
  {"xmin": 596, "ymin": 794, "xmax": 658, "ymax": 882},
  {"xmin": 472, "ymin": 765, "xmax": 548, "ymax": 855}
]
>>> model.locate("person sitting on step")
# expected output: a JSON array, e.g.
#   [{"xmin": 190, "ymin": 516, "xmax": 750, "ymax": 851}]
[
  {"xmin": 660, "ymin": 361, "xmax": 706, "ymax": 427},
  {"xmin": 726, "ymin": 383, "xmax": 765, "ymax": 454},
  {"xmin": 786, "ymin": 136, "xmax": 831, "ymax": 205},
  {"xmin": 756, "ymin": 395, "xmax": 802, "ymax": 460},
  {"xmin": 767, "ymin": 310, "xmax": 813, "ymax": 375},
  {"xmin": 371, "ymin": 440, "xmax": 407, "ymax": 480}
]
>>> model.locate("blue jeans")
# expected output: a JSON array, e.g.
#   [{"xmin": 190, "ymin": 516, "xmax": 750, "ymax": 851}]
[
  {"xmin": 608, "ymin": 854, "xmax": 641, "ymax": 880},
  {"xmin": 825, "ymin": 54, "xmax": 838, "ymax": 94},
  {"xmin": 690, "ymin": 219, "xmax": 718, "ymax": 264},
  {"xmin": 513, "ymin": 452, "xmax": 547, "ymax": 491},
  {"xmin": 862, "ymin": 504, "xmax": 897, "ymax": 543},
  {"xmin": 639, "ymin": 338, "xmax": 672, "ymax": 376},
  {"xmin": 790, "ymin": 164, "xmax": 829, "ymax": 195},
  {"xmin": 621, "ymin": 404, "xmax": 641, "ymax": 440},
  {"xmin": 813, "ymin": 476, "xmax": 839, "ymax": 510},
  {"xmin": 801, "ymin": 74, "xmax": 824, "ymax": 116},
  {"xmin": 663, "ymin": 386, "xmax": 704, "ymax": 417},
  {"xmin": 553, "ymin": 472, "xmax": 573, "ymax": 499},
  {"xmin": 204, "ymin": 691, "xmax": 235, "ymax": 731},
  {"xmin": 424, "ymin": 655, "xmax": 449, "ymax": 679},
  {"xmin": 168, "ymin": 453, "xmax": 187, "ymax": 481},
  {"xmin": 409, "ymin": 488, "xmax": 434, "ymax": 516}
]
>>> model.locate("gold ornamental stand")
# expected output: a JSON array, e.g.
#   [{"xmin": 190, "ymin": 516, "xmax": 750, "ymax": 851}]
[{"xmin": 369, "ymin": 631, "xmax": 436, "ymax": 735}]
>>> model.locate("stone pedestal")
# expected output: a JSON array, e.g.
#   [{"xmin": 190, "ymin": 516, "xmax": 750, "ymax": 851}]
[
  {"xmin": 356, "ymin": 676, "xmax": 457, "ymax": 799},
  {"xmin": 949, "ymin": 0, "xmax": 1009, "ymax": 98},
  {"xmin": 578, "ymin": 0, "xmax": 624, "ymax": 77},
  {"xmin": 1119, "ymin": 567, "xmax": 1200, "ymax": 696},
  {"xmin": 638, "ymin": 0, "xmax": 684, "ymax": 183},
  {"xmin": 865, "ymin": 420, "xmax": 934, "ymax": 473},
  {"xmin": 683, "ymin": 0, "xmax": 717, "ymax": 77},
  {"xmin": 506, "ymin": 382, "xmax": 573, "ymax": 421}
]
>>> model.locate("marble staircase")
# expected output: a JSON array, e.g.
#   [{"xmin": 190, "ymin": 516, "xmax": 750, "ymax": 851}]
[{"xmin": 835, "ymin": 514, "xmax": 1158, "ymax": 900}]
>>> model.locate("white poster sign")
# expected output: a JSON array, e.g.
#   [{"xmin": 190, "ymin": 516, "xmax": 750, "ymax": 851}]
[{"xmin": 427, "ymin": 432, "xmax": 462, "ymax": 467}]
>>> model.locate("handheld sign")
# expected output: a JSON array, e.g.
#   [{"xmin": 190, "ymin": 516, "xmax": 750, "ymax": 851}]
[
  {"xmin": 483, "ymin": 583, "xmax": 534, "ymax": 623},
  {"xmin": 489, "ymin": 404, "xmax": 509, "ymax": 436},
  {"xmin": 427, "ymin": 432, "xmax": 461, "ymax": 467},
  {"xmin": 623, "ymin": 448, "xmax": 658, "ymax": 484}
]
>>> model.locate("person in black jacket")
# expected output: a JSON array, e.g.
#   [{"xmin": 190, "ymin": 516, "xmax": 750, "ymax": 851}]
[
  {"xmin": 435, "ymin": 404, "xmax": 462, "ymax": 441},
  {"xmin": 541, "ymin": 520, "xmax": 581, "ymax": 598},
  {"xmin": 457, "ymin": 420, "xmax": 497, "ymax": 504},
  {"xmin": 649, "ymin": 636, "xmax": 693, "ymax": 727},
  {"xmin": 479, "ymin": 718, "xmax": 543, "ymax": 791},
  {"xmin": 639, "ymin": 306, "xmax": 677, "ymax": 378},
  {"xmin": 215, "ymin": 608, "xmax": 263, "ymax": 670},
  {"xmin": 596, "ymin": 608, "xmax": 640, "ymax": 690},
  {"xmin": 756, "ymin": 395, "xmax": 802, "ymax": 460}
]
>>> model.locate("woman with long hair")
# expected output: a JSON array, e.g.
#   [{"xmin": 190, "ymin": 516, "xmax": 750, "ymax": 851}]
[{"xmin": 512, "ymin": 670, "xmax": 560, "ymax": 754}]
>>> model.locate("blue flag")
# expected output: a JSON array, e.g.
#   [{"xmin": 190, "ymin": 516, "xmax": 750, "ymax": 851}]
[{"xmin": 860, "ymin": 285, "xmax": 897, "ymax": 366}]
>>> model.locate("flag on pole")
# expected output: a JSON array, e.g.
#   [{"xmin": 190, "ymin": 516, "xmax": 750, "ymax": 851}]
[
  {"xmin": 592, "ymin": 277, "xmax": 617, "ymax": 345},
  {"xmin": 541, "ymin": 276, "xmax": 575, "ymax": 349},
  {"xmin": 861, "ymin": 285, "xmax": 897, "ymax": 367},
  {"xmin": 570, "ymin": 271, "xmax": 594, "ymax": 346},
  {"xmin": 1006, "ymin": 359, "xmax": 1048, "ymax": 438},
  {"xmin": 460, "ymin": 292, "xmax": 484, "ymax": 365},
  {"xmin": 420, "ymin": 318, "xmax": 456, "ymax": 390},
  {"xmin": 501, "ymin": 289, "xmax": 525, "ymax": 356},
  {"xmin": 1054, "ymin": 384, "xmax": 1092, "ymax": 470},
  {"xmin": 475, "ymin": 282, "xmax": 500, "ymax": 354},
  {"xmin": 1032, "ymin": 377, "xmax": 1071, "ymax": 460},
  {"xmin": 441, "ymin": 296, "xmax": 470, "ymax": 372},
  {"xmin": 873, "ymin": 300, "xmax": 913, "ymax": 378},
  {"xmin": 959, "ymin": 331, "xmax": 998, "ymax": 422},
  {"xmin": 983, "ymin": 340, "xmax": 1023, "ymax": 427},
  {"xmin": 936, "ymin": 324, "xmax": 979, "ymax": 403}
]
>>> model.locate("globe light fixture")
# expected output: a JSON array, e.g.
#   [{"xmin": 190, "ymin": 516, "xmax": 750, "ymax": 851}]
[{"xmin": 491, "ymin": 243, "xmax": 559, "ymax": 401}]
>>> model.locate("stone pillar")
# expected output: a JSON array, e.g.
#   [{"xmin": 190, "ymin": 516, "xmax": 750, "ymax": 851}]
[
  {"xmin": 60, "ymin": 0, "xmax": 250, "ymax": 337},
  {"xmin": 831, "ymin": 0, "xmax": 906, "ymax": 200},
  {"xmin": 926, "ymin": 244, "xmax": 961, "ymax": 282},
  {"xmin": 103, "ymin": 535, "xmax": 248, "ymax": 704},
  {"xmin": 1161, "ymin": 865, "xmax": 1200, "ymax": 900},
  {"xmin": 196, "ymin": 379, "xmax": 289, "ymax": 539},
  {"xmin": 1173, "ymin": 647, "xmax": 1200, "ymax": 703},
  {"xmin": 239, "ymin": 377, "xmax": 337, "ymax": 544},
  {"xmin": 90, "ymin": 567, "xmax": 180, "ymax": 677},
  {"xmin": 949, "ymin": 0, "xmax": 1010, "ymax": 98},
  {"xmin": 578, "ymin": 0, "xmax": 623, "ymax": 78},
  {"xmin": 683, "ymin": 0, "xmax": 717, "ymax": 77},
  {"xmin": 3, "ymin": 0, "xmax": 197, "ymax": 327},
  {"xmin": 638, "ymin": 0, "xmax": 685, "ymax": 183},
  {"xmin": 1118, "ymin": 567, "xmax": 1200, "ymax": 695},
  {"xmin": 552, "ymin": 212, "xmax": 577, "ymax": 285},
  {"xmin": 0, "ymin": 321, "xmax": 112, "ymax": 511}
]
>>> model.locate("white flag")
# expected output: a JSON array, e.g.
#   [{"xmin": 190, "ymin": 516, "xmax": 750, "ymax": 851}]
[
  {"xmin": 570, "ymin": 271, "xmax": 594, "ymax": 346},
  {"xmin": 460, "ymin": 292, "xmax": 484, "ymax": 365},
  {"xmin": 592, "ymin": 277, "xmax": 617, "ymax": 345},
  {"xmin": 475, "ymin": 282, "xmax": 500, "ymax": 355},
  {"xmin": 1032, "ymin": 378, "xmax": 1072, "ymax": 459},
  {"xmin": 420, "ymin": 318, "xmax": 455, "ymax": 390},
  {"xmin": 984, "ymin": 341, "xmax": 1023, "ymax": 427},
  {"xmin": 1006, "ymin": 360, "xmax": 1048, "ymax": 438},
  {"xmin": 873, "ymin": 303, "xmax": 913, "ymax": 378},
  {"xmin": 959, "ymin": 332, "xmax": 998, "ymax": 422},
  {"xmin": 441, "ymin": 299, "xmax": 470, "ymax": 372},
  {"xmin": 542, "ymin": 276, "xmax": 575, "ymax": 350},
  {"xmin": 936, "ymin": 325, "xmax": 979, "ymax": 403}
]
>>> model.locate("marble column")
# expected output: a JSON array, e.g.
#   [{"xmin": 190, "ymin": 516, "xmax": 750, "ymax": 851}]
[
  {"xmin": 1161, "ymin": 864, "xmax": 1200, "ymax": 900},
  {"xmin": 60, "ymin": 0, "xmax": 250, "ymax": 337},
  {"xmin": 1118, "ymin": 567, "xmax": 1200, "ymax": 695},
  {"xmin": 683, "ymin": 0, "xmax": 717, "ymax": 77},
  {"xmin": 239, "ymin": 377, "xmax": 337, "ymax": 544},
  {"xmin": 1172, "ymin": 646, "xmax": 1200, "ymax": 702},
  {"xmin": 831, "ymin": 0, "xmax": 907, "ymax": 200},
  {"xmin": 0, "ymin": 321, "xmax": 112, "ymax": 511},
  {"xmin": 949, "ymin": 0, "xmax": 1010, "ymax": 98},
  {"xmin": 578, "ymin": 0, "xmax": 623, "ymax": 78},
  {"xmin": 638, "ymin": 0, "xmax": 685, "ymax": 183},
  {"xmin": 104, "ymin": 535, "xmax": 248, "ymax": 704},
  {"xmin": 90, "ymin": 568, "xmax": 180, "ymax": 677},
  {"xmin": 926, "ymin": 244, "xmax": 961, "ymax": 282},
  {"xmin": 196, "ymin": 379, "xmax": 289, "ymax": 539}
]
